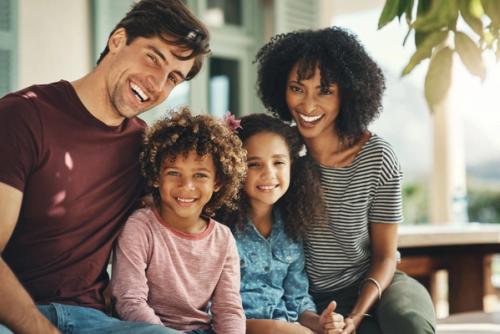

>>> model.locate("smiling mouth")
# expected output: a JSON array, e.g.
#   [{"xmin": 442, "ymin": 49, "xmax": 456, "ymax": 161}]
[
  {"xmin": 257, "ymin": 185, "xmax": 278, "ymax": 191},
  {"xmin": 298, "ymin": 113, "xmax": 324, "ymax": 123},
  {"xmin": 130, "ymin": 82, "xmax": 150, "ymax": 103},
  {"xmin": 176, "ymin": 197, "xmax": 196, "ymax": 203}
]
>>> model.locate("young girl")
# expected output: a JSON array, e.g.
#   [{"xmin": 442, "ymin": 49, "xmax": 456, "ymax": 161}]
[
  {"xmin": 217, "ymin": 113, "xmax": 344, "ymax": 334},
  {"xmin": 110, "ymin": 107, "xmax": 247, "ymax": 334},
  {"xmin": 255, "ymin": 27, "xmax": 436, "ymax": 334}
]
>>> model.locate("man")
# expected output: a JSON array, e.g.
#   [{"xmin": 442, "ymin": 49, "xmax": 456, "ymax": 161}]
[{"xmin": 0, "ymin": 1, "xmax": 209, "ymax": 333}]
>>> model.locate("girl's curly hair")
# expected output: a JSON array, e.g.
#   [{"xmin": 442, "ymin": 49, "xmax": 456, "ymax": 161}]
[
  {"xmin": 255, "ymin": 26, "xmax": 385, "ymax": 146},
  {"xmin": 216, "ymin": 113, "xmax": 324, "ymax": 241},
  {"xmin": 141, "ymin": 107, "xmax": 246, "ymax": 217}
]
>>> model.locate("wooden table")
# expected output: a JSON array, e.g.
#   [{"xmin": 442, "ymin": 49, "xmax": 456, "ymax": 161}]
[{"xmin": 397, "ymin": 224, "xmax": 500, "ymax": 314}]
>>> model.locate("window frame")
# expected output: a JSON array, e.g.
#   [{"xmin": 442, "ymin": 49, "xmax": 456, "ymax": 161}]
[{"xmin": 0, "ymin": 0, "xmax": 18, "ymax": 96}]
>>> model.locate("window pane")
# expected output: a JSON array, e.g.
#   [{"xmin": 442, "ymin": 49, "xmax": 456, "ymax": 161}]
[
  {"xmin": 140, "ymin": 81, "xmax": 190, "ymax": 124},
  {"xmin": 206, "ymin": 0, "xmax": 242, "ymax": 26},
  {"xmin": 0, "ymin": 49, "xmax": 11, "ymax": 96},
  {"xmin": 209, "ymin": 57, "xmax": 239, "ymax": 117},
  {"xmin": 0, "ymin": 0, "xmax": 11, "ymax": 31}
]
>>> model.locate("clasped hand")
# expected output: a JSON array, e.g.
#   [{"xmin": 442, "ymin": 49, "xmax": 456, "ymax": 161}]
[{"xmin": 318, "ymin": 301, "xmax": 355, "ymax": 334}]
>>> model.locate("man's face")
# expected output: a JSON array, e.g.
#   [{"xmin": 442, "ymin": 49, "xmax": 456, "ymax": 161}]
[{"xmin": 105, "ymin": 28, "xmax": 195, "ymax": 120}]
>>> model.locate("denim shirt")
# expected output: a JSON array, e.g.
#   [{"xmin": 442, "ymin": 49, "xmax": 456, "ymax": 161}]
[{"xmin": 232, "ymin": 209, "xmax": 317, "ymax": 321}]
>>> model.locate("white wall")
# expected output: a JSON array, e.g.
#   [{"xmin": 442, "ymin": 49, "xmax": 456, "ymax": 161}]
[{"xmin": 18, "ymin": 0, "xmax": 92, "ymax": 88}]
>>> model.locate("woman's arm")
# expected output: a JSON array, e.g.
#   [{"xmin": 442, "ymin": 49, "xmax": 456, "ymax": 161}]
[
  {"xmin": 341, "ymin": 143, "xmax": 402, "ymax": 333},
  {"xmin": 342, "ymin": 223, "xmax": 398, "ymax": 334}
]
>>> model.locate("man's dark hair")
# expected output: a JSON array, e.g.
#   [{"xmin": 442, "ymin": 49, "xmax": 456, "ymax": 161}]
[{"xmin": 97, "ymin": 0, "xmax": 210, "ymax": 80}]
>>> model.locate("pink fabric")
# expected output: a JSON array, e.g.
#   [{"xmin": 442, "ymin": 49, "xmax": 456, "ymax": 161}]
[{"xmin": 111, "ymin": 207, "xmax": 245, "ymax": 333}]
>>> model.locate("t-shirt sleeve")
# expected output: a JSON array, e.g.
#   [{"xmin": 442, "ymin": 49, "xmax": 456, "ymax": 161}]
[
  {"xmin": 110, "ymin": 214, "xmax": 163, "ymax": 325},
  {"xmin": 0, "ymin": 95, "xmax": 41, "ymax": 192},
  {"xmin": 368, "ymin": 145, "xmax": 403, "ymax": 224},
  {"xmin": 211, "ymin": 233, "xmax": 246, "ymax": 333}
]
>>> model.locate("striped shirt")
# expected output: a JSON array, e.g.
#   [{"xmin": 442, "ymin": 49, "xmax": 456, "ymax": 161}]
[{"xmin": 304, "ymin": 134, "xmax": 403, "ymax": 293}]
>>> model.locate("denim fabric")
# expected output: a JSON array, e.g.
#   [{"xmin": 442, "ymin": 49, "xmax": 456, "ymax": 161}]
[
  {"xmin": 0, "ymin": 324, "xmax": 13, "ymax": 334},
  {"xmin": 233, "ymin": 209, "xmax": 316, "ymax": 321},
  {"xmin": 30, "ymin": 303, "xmax": 181, "ymax": 334}
]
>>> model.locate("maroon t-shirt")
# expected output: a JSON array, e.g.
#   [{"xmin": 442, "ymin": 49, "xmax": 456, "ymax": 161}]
[{"xmin": 0, "ymin": 80, "xmax": 146, "ymax": 310}]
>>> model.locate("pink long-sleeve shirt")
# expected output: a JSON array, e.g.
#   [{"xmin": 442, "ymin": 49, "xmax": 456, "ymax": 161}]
[{"xmin": 111, "ymin": 207, "xmax": 245, "ymax": 333}]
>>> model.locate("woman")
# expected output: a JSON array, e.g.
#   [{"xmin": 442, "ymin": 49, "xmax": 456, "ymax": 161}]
[{"xmin": 254, "ymin": 27, "xmax": 436, "ymax": 334}]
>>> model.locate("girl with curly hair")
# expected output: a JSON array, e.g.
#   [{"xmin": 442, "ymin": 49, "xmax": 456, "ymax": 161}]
[
  {"xmin": 255, "ymin": 27, "xmax": 436, "ymax": 334},
  {"xmin": 217, "ymin": 113, "xmax": 344, "ymax": 334},
  {"xmin": 110, "ymin": 107, "xmax": 247, "ymax": 334}
]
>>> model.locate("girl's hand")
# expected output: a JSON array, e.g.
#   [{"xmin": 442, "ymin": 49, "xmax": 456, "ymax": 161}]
[
  {"xmin": 319, "ymin": 301, "xmax": 346, "ymax": 334},
  {"xmin": 339, "ymin": 315, "xmax": 360, "ymax": 334}
]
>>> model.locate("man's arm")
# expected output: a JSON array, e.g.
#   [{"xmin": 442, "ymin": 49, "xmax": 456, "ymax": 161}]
[{"xmin": 0, "ymin": 182, "xmax": 59, "ymax": 334}]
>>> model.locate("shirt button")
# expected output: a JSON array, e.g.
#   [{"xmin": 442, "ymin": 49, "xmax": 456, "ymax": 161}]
[{"xmin": 264, "ymin": 266, "xmax": 270, "ymax": 272}]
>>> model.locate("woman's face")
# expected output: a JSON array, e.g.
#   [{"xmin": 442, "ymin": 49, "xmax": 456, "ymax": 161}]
[{"xmin": 285, "ymin": 63, "xmax": 341, "ymax": 140}]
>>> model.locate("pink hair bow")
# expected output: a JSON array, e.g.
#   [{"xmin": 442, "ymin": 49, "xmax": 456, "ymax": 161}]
[{"xmin": 224, "ymin": 111, "xmax": 242, "ymax": 132}]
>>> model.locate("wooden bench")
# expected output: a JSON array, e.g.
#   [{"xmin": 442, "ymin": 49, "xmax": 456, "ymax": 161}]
[
  {"xmin": 437, "ymin": 311, "xmax": 500, "ymax": 334},
  {"xmin": 397, "ymin": 224, "xmax": 500, "ymax": 314}
]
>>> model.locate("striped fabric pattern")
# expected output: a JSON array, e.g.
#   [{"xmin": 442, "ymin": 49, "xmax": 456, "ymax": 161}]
[{"xmin": 304, "ymin": 134, "xmax": 403, "ymax": 293}]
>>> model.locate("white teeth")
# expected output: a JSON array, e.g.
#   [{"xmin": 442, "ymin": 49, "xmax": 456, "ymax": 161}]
[
  {"xmin": 299, "ymin": 113, "xmax": 323, "ymax": 122},
  {"xmin": 130, "ymin": 82, "xmax": 149, "ymax": 102},
  {"xmin": 257, "ymin": 185, "xmax": 277, "ymax": 190},
  {"xmin": 176, "ymin": 197, "xmax": 195, "ymax": 203}
]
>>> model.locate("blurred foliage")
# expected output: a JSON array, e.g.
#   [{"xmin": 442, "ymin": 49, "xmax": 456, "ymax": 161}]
[
  {"xmin": 402, "ymin": 182, "xmax": 429, "ymax": 224},
  {"xmin": 467, "ymin": 184, "xmax": 500, "ymax": 223},
  {"xmin": 403, "ymin": 180, "xmax": 500, "ymax": 224},
  {"xmin": 378, "ymin": 0, "xmax": 500, "ymax": 110}
]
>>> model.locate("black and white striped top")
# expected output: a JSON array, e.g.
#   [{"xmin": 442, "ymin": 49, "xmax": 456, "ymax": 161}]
[{"xmin": 304, "ymin": 134, "xmax": 403, "ymax": 293}]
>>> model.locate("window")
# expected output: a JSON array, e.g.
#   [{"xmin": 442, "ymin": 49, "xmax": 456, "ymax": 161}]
[
  {"xmin": 0, "ymin": 0, "xmax": 17, "ymax": 97},
  {"xmin": 205, "ymin": 0, "xmax": 242, "ymax": 27},
  {"xmin": 198, "ymin": 0, "xmax": 264, "ymax": 117},
  {"xmin": 209, "ymin": 57, "xmax": 239, "ymax": 117}
]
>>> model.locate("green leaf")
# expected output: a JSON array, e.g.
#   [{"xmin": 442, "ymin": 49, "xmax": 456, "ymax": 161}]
[
  {"xmin": 405, "ymin": 0, "xmax": 415, "ymax": 24},
  {"xmin": 447, "ymin": 0, "xmax": 460, "ymax": 30},
  {"xmin": 459, "ymin": 0, "xmax": 484, "ymax": 36},
  {"xmin": 417, "ymin": 0, "xmax": 432, "ymax": 16},
  {"xmin": 414, "ymin": 0, "xmax": 431, "ymax": 45},
  {"xmin": 415, "ymin": 31, "xmax": 430, "ymax": 48},
  {"xmin": 425, "ymin": 47, "xmax": 453, "ymax": 109},
  {"xmin": 469, "ymin": 0, "xmax": 485, "ymax": 17},
  {"xmin": 455, "ymin": 31, "xmax": 486, "ymax": 80},
  {"xmin": 481, "ymin": 0, "xmax": 500, "ymax": 27},
  {"xmin": 403, "ymin": 31, "xmax": 448, "ymax": 75},
  {"xmin": 397, "ymin": 0, "xmax": 412, "ymax": 20},
  {"xmin": 413, "ymin": 1, "xmax": 450, "ymax": 32},
  {"xmin": 496, "ymin": 41, "xmax": 500, "ymax": 61},
  {"xmin": 481, "ymin": 29, "xmax": 495, "ymax": 48},
  {"xmin": 378, "ymin": 0, "xmax": 401, "ymax": 29}
]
